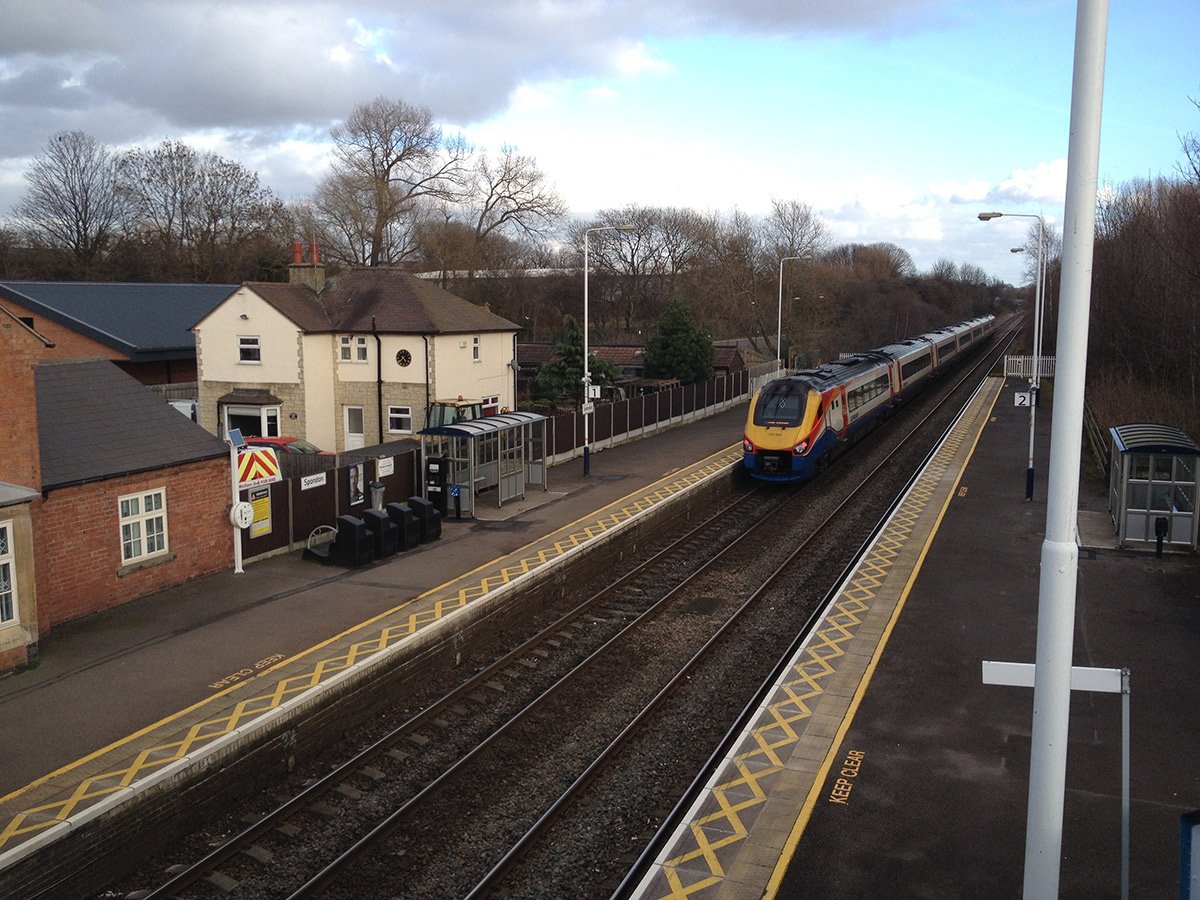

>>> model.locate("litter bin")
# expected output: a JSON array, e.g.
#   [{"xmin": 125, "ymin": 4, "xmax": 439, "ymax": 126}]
[{"xmin": 369, "ymin": 480, "xmax": 385, "ymax": 511}]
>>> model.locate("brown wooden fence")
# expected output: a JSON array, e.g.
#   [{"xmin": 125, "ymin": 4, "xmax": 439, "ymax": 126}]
[{"xmin": 239, "ymin": 449, "xmax": 418, "ymax": 561}]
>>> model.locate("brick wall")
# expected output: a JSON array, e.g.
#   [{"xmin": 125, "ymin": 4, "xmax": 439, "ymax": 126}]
[
  {"xmin": 0, "ymin": 299, "xmax": 124, "ymax": 362},
  {"xmin": 0, "ymin": 316, "xmax": 44, "ymax": 489},
  {"xmin": 31, "ymin": 457, "xmax": 232, "ymax": 632}
]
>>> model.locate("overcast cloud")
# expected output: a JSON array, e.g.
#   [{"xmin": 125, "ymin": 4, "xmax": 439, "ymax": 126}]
[{"xmin": 1, "ymin": 1, "xmax": 1195, "ymax": 283}]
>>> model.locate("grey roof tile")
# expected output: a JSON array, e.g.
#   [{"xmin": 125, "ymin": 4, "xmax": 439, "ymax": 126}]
[
  {"xmin": 35, "ymin": 359, "xmax": 228, "ymax": 489},
  {"xmin": 0, "ymin": 281, "xmax": 237, "ymax": 359}
]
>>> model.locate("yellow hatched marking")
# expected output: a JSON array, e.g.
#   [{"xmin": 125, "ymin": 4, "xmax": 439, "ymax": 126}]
[
  {"xmin": 0, "ymin": 454, "xmax": 738, "ymax": 852},
  {"xmin": 648, "ymin": 399, "xmax": 993, "ymax": 898}
]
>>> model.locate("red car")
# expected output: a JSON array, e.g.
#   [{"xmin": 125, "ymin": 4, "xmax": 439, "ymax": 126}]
[{"xmin": 243, "ymin": 436, "xmax": 330, "ymax": 455}]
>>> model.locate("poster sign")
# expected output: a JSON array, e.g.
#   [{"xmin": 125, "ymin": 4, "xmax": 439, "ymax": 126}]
[
  {"xmin": 249, "ymin": 485, "xmax": 272, "ymax": 538},
  {"xmin": 376, "ymin": 456, "xmax": 395, "ymax": 477},
  {"xmin": 348, "ymin": 462, "xmax": 365, "ymax": 505}
]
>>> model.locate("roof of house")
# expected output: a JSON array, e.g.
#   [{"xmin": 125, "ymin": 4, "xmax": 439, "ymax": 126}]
[
  {"xmin": 244, "ymin": 269, "xmax": 518, "ymax": 335},
  {"xmin": 35, "ymin": 359, "xmax": 228, "ymax": 489},
  {"xmin": 0, "ymin": 281, "xmax": 238, "ymax": 360}
]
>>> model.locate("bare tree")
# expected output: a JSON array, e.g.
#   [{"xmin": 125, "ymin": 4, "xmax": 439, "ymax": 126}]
[
  {"xmin": 16, "ymin": 131, "xmax": 125, "ymax": 276},
  {"xmin": 762, "ymin": 198, "xmax": 828, "ymax": 262},
  {"xmin": 326, "ymin": 97, "xmax": 467, "ymax": 266},
  {"xmin": 460, "ymin": 146, "xmax": 566, "ymax": 273},
  {"xmin": 118, "ymin": 141, "xmax": 283, "ymax": 280}
]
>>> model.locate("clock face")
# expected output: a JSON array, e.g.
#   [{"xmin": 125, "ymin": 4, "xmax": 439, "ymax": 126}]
[{"xmin": 396, "ymin": 349, "xmax": 412, "ymax": 367}]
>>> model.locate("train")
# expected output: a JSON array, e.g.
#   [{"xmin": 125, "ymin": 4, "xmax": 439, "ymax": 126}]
[{"xmin": 742, "ymin": 314, "xmax": 997, "ymax": 482}]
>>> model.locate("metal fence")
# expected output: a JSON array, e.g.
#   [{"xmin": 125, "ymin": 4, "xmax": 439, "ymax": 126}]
[
  {"xmin": 1004, "ymin": 356, "xmax": 1057, "ymax": 380},
  {"xmin": 542, "ymin": 363, "xmax": 778, "ymax": 465}
]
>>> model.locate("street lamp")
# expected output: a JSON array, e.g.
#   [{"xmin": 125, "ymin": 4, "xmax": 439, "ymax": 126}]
[
  {"xmin": 582, "ymin": 224, "xmax": 635, "ymax": 476},
  {"xmin": 979, "ymin": 210, "xmax": 1046, "ymax": 500},
  {"xmin": 777, "ymin": 254, "xmax": 812, "ymax": 369}
]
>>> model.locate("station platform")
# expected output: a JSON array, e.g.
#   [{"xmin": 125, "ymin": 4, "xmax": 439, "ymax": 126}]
[
  {"xmin": 0, "ymin": 405, "xmax": 747, "ymax": 879},
  {"xmin": 3, "ymin": 374, "xmax": 1196, "ymax": 900},
  {"xmin": 633, "ymin": 377, "xmax": 1200, "ymax": 899}
]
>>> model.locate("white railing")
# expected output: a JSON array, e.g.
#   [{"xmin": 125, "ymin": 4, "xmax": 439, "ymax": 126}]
[{"xmin": 1004, "ymin": 356, "xmax": 1057, "ymax": 380}]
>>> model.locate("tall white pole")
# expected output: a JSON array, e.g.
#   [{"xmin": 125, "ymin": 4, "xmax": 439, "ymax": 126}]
[
  {"xmin": 581, "ymin": 224, "xmax": 635, "ymax": 476},
  {"xmin": 582, "ymin": 231, "xmax": 592, "ymax": 476},
  {"xmin": 1026, "ymin": 217, "xmax": 1045, "ymax": 501},
  {"xmin": 1023, "ymin": 2, "xmax": 1108, "ymax": 896},
  {"xmin": 777, "ymin": 256, "xmax": 807, "ymax": 370}
]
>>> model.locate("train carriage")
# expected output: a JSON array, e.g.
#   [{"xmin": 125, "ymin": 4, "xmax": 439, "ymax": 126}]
[{"xmin": 743, "ymin": 314, "xmax": 995, "ymax": 483}]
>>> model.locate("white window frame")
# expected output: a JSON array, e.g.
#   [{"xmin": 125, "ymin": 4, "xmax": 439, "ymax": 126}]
[
  {"xmin": 0, "ymin": 520, "xmax": 16, "ymax": 626},
  {"xmin": 472, "ymin": 335, "xmax": 481, "ymax": 362},
  {"xmin": 238, "ymin": 335, "xmax": 261, "ymax": 364},
  {"xmin": 483, "ymin": 395, "xmax": 501, "ymax": 415},
  {"xmin": 222, "ymin": 405, "xmax": 281, "ymax": 438},
  {"xmin": 340, "ymin": 335, "xmax": 369, "ymax": 363},
  {"xmin": 118, "ymin": 488, "xmax": 169, "ymax": 565},
  {"xmin": 387, "ymin": 405, "xmax": 413, "ymax": 434}
]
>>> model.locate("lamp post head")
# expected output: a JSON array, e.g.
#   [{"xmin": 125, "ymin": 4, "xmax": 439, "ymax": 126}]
[
  {"xmin": 978, "ymin": 212, "xmax": 1003, "ymax": 221},
  {"xmin": 613, "ymin": 224, "xmax": 636, "ymax": 233},
  {"xmin": 1011, "ymin": 247, "xmax": 1026, "ymax": 253}
]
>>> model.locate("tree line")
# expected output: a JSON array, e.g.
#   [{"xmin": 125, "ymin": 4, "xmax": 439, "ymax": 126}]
[{"xmin": 9, "ymin": 91, "xmax": 1197, "ymax": 438}]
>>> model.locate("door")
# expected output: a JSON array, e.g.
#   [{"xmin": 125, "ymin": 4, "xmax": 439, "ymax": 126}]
[{"xmin": 344, "ymin": 405, "xmax": 365, "ymax": 450}]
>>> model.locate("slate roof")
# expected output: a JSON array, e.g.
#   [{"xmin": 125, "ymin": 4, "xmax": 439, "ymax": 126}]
[
  {"xmin": 35, "ymin": 359, "xmax": 228, "ymax": 490},
  {"xmin": 243, "ymin": 269, "xmax": 518, "ymax": 335},
  {"xmin": 0, "ymin": 281, "xmax": 237, "ymax": 360}
]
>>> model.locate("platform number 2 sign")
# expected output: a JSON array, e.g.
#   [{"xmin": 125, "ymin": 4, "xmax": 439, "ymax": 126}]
[{"xmin": 1014, "ymin": 392, "xmax": 1032, "ymax": 407}]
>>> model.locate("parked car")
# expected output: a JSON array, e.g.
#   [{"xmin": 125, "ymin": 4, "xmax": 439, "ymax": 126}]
[{"xmin": 243, "ymin": 436, "xmax": 330, "ymax": 455}]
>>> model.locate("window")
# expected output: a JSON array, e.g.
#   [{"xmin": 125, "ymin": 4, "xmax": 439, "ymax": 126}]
[
  {"xmin": 238, "ymin": 335, "xmax": 261, "ymax": 363},
  {"xmin": 224, "ymin": 405, "xmax": 280, "ymax": 438},
  {"xmin": 472, "ymin": 335, "xmax": 481, "ymax": 362},
  {"xmin": 0, "ymin": 521, "xmax": 15, "ymax": 625},
  {"xmin": 388, "ymin": 405, "xmax": 413, "ymax": 433},
  {"xmin": 483, "ymin": 395, "xmax": 501, "ymax": 415},
  {"xmin": 340, "ymin": 335, "xmax": 368, "ymax": 362},
  {"xmin": 119, "ymin": 488, "xmax": 169, "ymax": 564}
]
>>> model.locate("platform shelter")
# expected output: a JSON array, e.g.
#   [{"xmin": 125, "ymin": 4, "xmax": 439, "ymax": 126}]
[
  {"xmin": 418, "ymin": 411, "xmax": 548, "ymax": 517},
  {"xmin": 1108, "ymin": 423, "xmax": 1199, "ymax": 552}
]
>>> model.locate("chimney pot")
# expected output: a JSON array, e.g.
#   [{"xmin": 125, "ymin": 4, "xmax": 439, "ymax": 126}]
[{"xmin": 292, "ymin": 241, "xmax": 303, "ymax": 264}]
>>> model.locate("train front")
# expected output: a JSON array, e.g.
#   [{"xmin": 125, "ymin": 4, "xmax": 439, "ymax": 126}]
[{"xmin": 742, "ymin": 377, "xmax": 824, "ymax": 482}]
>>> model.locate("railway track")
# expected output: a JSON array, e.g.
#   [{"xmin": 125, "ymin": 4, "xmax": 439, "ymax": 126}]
[{"xmin": 126, "ymin": 323, "xmax": 1017, "ymax": 900}]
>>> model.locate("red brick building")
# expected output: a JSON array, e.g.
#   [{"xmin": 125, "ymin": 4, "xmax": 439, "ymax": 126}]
[
  {"xmin": 0, "ymin": 281, "xmax": 236, "ymax": 386},
  {"xmin": 0, "ymin": 324, "xmax": 234, "ymax": 671}
]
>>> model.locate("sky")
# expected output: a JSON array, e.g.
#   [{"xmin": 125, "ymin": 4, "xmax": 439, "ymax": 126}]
[{"xmin": 0, "ymin": 0, "xmax": 1196, "ymax": 286}]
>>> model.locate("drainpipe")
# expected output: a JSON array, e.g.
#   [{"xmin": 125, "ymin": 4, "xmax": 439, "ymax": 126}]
[
  {"xmin": 423, "ymin": 335, "xmax": 431, "ymax": 428},
  {"xmin": 372, "ymin": 316, "xmax": 383, "ymax": 443}
]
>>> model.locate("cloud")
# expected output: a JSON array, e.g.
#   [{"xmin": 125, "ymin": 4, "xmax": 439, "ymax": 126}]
[{"xmin": 992, "ymin": 159, "xmax": 1067, "ymax": 205}]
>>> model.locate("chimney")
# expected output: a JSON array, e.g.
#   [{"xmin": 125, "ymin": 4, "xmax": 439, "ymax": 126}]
[{"xmin": 288, "ymin": 241, "xmax": 326, "ymax": 292}]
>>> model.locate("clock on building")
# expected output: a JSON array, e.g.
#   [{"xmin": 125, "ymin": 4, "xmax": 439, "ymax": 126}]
[{"xmin": 396, "ymin": 349, "xmax": 412, "ymax": 366}]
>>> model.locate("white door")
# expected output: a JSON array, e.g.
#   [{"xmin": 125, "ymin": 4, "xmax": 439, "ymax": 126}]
[{"xmin": 344, "ymin": 406, "xmax": 365, "ymax": 450}]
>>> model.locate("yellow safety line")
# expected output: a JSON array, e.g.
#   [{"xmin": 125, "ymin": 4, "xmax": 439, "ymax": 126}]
[
  {"xmin": 643, "ymin": 380, "xmax": 1002, "ymax": 898},
  {"xmin": 763, "ymin": 380, "xmax": 1002, "ymax": 898},
  {"xmin": 0, "ymin": 447, "xmax": 741, "ymax": 851}
]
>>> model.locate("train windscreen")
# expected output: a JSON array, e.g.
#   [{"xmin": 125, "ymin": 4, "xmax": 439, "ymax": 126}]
[{"xmin": 753, "ymin": 380, "xmax": 811, "ymax": 427}]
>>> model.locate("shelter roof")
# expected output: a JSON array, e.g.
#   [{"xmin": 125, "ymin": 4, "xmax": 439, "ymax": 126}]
[
  {"xmin": 419, "ymin": 411, "xmax": 546, "ymax": 439},
  {"xmin": 1110, "ymin": 423, "xmax": 1200, "ymax": 455}
]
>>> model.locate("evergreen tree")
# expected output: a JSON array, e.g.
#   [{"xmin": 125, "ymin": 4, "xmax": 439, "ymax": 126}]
[
  {"xmin": 534, "ymin": 314, "xmax": 618, "ymax": 402},
  {"xmin": 644, "ymin": 298, "xmax": 714, "ymax": 384}
]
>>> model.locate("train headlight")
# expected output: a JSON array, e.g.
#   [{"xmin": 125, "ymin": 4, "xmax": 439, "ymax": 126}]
[
  {"xmin": 792, "ymin": 440, "xmax": 808, "ymax": 455},
  {"xmin": 742, "ymin": 437, "xmax": 754, "ymax": 454}
]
